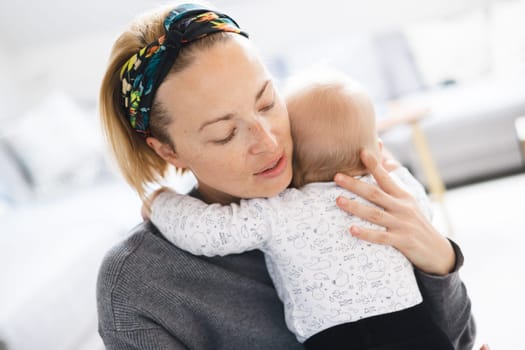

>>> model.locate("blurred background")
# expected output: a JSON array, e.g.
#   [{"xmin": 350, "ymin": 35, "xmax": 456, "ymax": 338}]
[{"xmin": 0, "ymin": 0, "xmax": 524, "ymax": 349}]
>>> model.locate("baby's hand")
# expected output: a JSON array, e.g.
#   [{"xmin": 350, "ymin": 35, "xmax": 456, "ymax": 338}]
[{"xmin": 141, "ymin": 186, "xmax": 172, "ymax": 221}]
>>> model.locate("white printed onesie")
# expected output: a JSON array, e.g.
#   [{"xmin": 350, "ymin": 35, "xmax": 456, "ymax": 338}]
[{"xmin": 150, "ymin": 167, "xmax": 431, "ymax": 342}]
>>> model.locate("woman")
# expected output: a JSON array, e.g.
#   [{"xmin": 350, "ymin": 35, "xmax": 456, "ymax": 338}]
[{"xmin": 97, "ymin": 3, "xmax": 476, "ymax": 349}]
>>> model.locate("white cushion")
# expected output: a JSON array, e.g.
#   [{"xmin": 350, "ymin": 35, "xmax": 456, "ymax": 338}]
[{"xmin": 1, "ymin": 92, "xmax": 105, "ymax": 199}]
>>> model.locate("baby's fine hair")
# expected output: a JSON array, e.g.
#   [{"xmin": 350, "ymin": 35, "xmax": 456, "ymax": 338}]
[{"xmin": 284, "ymin": 68, "xmax": 380, "ymax": 188}]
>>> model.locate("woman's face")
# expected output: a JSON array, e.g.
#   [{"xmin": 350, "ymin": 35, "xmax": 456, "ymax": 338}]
[{"xmin": 155, "ymin": 36, "xmax": 293, "ymax": 203}]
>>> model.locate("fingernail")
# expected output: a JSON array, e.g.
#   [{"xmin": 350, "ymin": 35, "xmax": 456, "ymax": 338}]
[
  {"xmin": 336, "ymin": 197, "xmax": 348, "ymax": 206},
  {"xmin": 334, "ymin": 174, "xmax": 343, "ymax": 183},
  {"xmin": 350, "ymin": 226, "xmax": 360, "ymax": 236}
]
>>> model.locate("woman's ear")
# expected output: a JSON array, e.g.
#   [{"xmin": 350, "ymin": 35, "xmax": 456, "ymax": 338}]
[{"xmin": 146, "ymin": 136, "xmax": 188, "ymax": 169}]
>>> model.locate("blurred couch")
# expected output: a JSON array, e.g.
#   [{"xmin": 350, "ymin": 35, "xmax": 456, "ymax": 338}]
[{"xmin": 380, "ymin": 74, "xmax": 525, "ymax": 187}]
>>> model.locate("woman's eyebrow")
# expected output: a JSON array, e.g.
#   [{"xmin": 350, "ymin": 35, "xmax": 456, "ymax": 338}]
[
  {"xmin": 199, "ymin": 80, "xmax": 272, "ymax": 132},
  {"xmin": 256, "ymin": 80, "xmax": 271, "ymax": 101}
]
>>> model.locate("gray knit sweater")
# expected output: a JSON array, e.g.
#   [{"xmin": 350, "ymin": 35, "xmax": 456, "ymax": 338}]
[{"xmin": 97, "ymin": 221, "xmax": 475, "ymax": 349}]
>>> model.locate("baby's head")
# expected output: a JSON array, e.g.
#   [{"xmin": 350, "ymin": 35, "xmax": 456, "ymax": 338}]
[{"xmin": 285, "ymin": 70, "xmax": 382, "ymax": 188}]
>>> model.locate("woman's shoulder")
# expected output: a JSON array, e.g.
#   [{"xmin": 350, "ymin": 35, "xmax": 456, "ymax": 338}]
[
  {"xmin": 96, "ymin": 221, "xmax": 210, "ymax": 331},
  {"xmin": 97, "ymin": 222, "xmax": 150, "ymax": 293},
  {"xmin": 96, "ymin": 221, "xmax": 154, "ymax": 331},
  {"xmin": 96, "ymin": 222, "xmax": 163, "ymax": 316},
  {"xmin": 96, "ymin": 220, "xmax": 274, "ymax": 311},
  {"xmin": 96, "ymin": 221, "xmax": 196, "ymax": 299}
]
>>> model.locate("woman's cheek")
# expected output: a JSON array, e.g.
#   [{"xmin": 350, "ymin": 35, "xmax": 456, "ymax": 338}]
[{"xmin": 270, "ymin": 106, "xmax": 290, "ymax": 138}]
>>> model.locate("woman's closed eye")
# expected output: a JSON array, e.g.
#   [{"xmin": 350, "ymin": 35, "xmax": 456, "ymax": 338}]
[
  {"xmin": 259, "ymin": 101, "xmax": 275, "ymax": 112},
  {"xmin": 214, "ymin": 128, "xmax": 237, "ymax": 145}
]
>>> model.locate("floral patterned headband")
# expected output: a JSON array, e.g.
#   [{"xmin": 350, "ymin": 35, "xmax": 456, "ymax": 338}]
[{"xmin": 119, "ymin": 3, "xmax": 248, "ymax": 137}]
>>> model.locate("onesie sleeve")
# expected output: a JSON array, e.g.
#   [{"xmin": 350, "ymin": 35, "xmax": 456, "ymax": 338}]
[{"xmin": 150, "ymin": 189, "xmax": 275, "ymax": 257}]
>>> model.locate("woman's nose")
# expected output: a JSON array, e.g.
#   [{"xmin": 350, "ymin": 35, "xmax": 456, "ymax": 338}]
[{"xmin": 248, "ymin": 119, "xmax": 278, "ymax": 154}]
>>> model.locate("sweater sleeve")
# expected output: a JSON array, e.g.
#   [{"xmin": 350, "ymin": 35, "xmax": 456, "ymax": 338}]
[
  {"xmin": 415, "ymin": 239, "xmax": 476, "ymax": 350},
  {"xmin": 150, "ymin": 189, "xmax": 275, "ymax": 256}
]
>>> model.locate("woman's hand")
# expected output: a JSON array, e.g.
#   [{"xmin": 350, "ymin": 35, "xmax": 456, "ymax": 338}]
[
  {"xmin": 334, "ymin": 149, "xmax": 455, "ymax": 276},
  {"xmin": 379, "ymin": 142, "xmax": 402, "ymax": 172}
]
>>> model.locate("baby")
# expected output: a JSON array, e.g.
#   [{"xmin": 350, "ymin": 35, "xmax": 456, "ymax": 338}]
[{"xmin": 147, "ymin": 71, "xmax": 452, "ymax": 349}]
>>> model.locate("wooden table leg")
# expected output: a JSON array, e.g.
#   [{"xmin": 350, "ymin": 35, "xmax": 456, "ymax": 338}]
[{"xmin": 410, "ymin": 120, "xmax": 454, "ymax": 236}]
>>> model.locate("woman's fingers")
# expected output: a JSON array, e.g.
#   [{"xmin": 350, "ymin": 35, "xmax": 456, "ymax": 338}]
[
  {"xmin": 334, "ymin": 172, "xmax": 395, "ymax": 210},
  {"xmin": 361, "ymin": 149, "xmax": 407, "ymax": 199},
  {"xmin": 336, "ymin": 196, "xmax": 395, "ymax": 228},
  {"xmin": 334, "ymin": 149, "xmax": 409, "ymax": 210},
  {"xmin": 349, "ymin": 225, "xmax": 398, "ymax": 247}
]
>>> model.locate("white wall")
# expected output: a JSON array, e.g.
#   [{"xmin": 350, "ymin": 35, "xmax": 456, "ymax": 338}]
[
  {"xmin": 3, "ymin": 0, "xmax": 502, "ymax": 112},
  {"xmin": 0, "ymin": 51, "xmax": 20, "ymax": 121},
  {"xmin": 9, "ymin": 33, "xmax": 117, "ymax": 111},
  {"xmin": 224, "ymin": 0, "xmax": 494, "ymax": 55}
]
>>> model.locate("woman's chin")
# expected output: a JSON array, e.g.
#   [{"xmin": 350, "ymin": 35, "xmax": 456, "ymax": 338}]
[{"xmin": 257, "ymin": 168, "xmax": 293, "ymax": 197}]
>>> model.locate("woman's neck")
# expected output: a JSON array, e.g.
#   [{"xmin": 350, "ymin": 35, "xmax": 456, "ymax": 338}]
[{"xmin": 196, "ymin": 181, "xmax": 240, "ymax": 205}]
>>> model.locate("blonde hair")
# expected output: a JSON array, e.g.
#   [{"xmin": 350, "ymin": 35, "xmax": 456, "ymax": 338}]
[
  {"xmin": 285, "ymin": 70, "xmax": 380, "ymax": 188},
  {"xmin": 99, "ymin": 3, "xmax": 232, "ymax": 199}
]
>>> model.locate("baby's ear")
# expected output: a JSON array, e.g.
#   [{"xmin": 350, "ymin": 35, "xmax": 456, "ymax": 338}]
[{"xmin": 146, "ymin": 136, "xmax": 188, "ymax": 169}]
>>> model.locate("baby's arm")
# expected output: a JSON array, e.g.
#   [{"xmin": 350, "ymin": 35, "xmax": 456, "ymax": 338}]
[{"xmin": 149, "ymin": 189, "xmax": 275, "ymax": 257}]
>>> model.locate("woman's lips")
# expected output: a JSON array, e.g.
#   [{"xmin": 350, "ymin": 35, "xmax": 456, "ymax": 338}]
[{"xmin": 254, "ymin": 154, "xmax": 287, "ymax": 178}]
